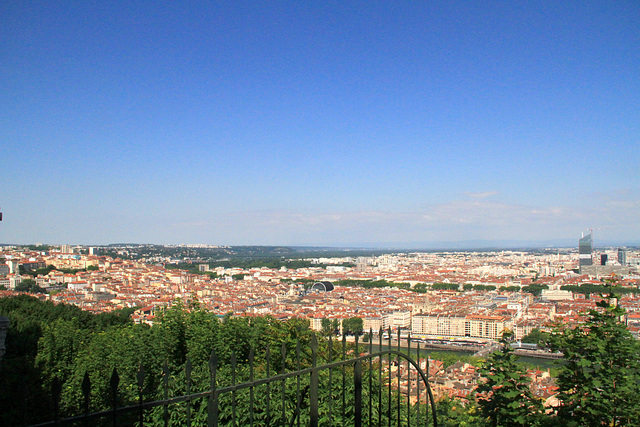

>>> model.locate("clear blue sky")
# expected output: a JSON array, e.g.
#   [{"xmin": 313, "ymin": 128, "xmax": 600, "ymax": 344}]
[{"xmin": 1, "ymin": 1, "xmax": 639, "ymax": 247}]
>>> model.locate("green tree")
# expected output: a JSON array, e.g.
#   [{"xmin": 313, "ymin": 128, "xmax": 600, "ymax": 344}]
[
  {"xmin": 522, "ymin": 284, "xmax": 548, "ymax": 296},
  {"xmin": 15, "ymin": 278, "xmax": 46, "ymax": 293},
  {"xmin": 321, "ymin": 318, "xmax": 333, "ymax": 336},
  {"xmin": 436, "ymin": 396, "xmax": 483, "ymax": 427},
  {"xmin": 550, "ymin": 291, "xmax": 640, "ymax": 426},
  {"xmin": 432, "ymin": 282, "xmax": 459, "ymax": 291},
  {"xmin": 475, "ymin": 330, "xmax": 543, "ymax": 426},
  {"xmin": 413, "ymin": 283, "xmax": 429, "ymax": 293},
  {"xmin": 342, "ymin": 317, "xmax": 363, "ymax": 336},
  {"xmin": 521, "ymin": 328, "xmax": 548, "ymax": 348}
]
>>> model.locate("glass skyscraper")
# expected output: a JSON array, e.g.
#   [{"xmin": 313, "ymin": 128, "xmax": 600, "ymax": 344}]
[
  {"xmin": 579, "ymin": 232, "xmax": 593, "ymax": 267},
  {"xmin": 618, "ymin": 248, "xmax": 627, "ymax": 266}
]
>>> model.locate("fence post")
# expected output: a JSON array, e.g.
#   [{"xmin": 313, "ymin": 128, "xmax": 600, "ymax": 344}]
[
  {"xmin": 51, "ymin": 377, "xmax": 62, "ymax": 426},
  {"xmin": 265, "ymin": 346, "xmax": 271, "ymax": 426},
  {"xmin": 186, "ymin": 358, "xmax": 192, "ymax": 427},
  {"xmin": 137, "ymin": 364, "xmax": 145, "ymax": 427},
  {"xmin": 310, "ymin": 335, "xmax": 319, "ymax": 427},
  {"xmin": 249, "ymin": 347, "xmax": 255, "ymax": 427},
  {"xmin": 163, "ymin": 361, "xmax": 169, "ymax": 427},
  {"xmin": 109, "ymin": 368, "xmax": 120, "ymax": 427},
  {"xmin": 82, "ymin": 372, "xmax": 91, "ymax": 427},
  {"xmin": 208, "ymin": 350, "xmax": 218, "ymax": 427},
  {"xmin": 231, "ymin": 352, "xmax": 237, "ymax": 427},
  {"xmin": 354, "ymin": 347, "xmax": 362, "ymax": 427}
]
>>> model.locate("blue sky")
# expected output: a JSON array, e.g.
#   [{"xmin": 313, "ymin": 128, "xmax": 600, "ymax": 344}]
[{"xmin": 1, "ymin": 1, "xmax": 639, "ymax": 247}]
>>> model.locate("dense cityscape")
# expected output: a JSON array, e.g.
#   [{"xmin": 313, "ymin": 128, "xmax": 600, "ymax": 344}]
[
  {"xmin": 2, "ymin": 236, "xmax": 637, "ymax": 337},
  {"xmin": 1, "ymin": 234, "xmax": 639, "ymax": 416}
]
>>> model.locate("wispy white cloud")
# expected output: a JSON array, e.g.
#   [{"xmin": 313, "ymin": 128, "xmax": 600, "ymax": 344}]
[
  {"xmin": 202, "ymin": 191, "xmax": 640, "ymax": 245},
  {"xmin": 465, "ymin": 191, "xmax": 500, "ymax": 199}
]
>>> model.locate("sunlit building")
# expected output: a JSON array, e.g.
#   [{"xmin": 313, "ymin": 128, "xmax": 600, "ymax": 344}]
[{"xmin": 579, "ymin": 232, "xmax": 593, "ymax": 272}]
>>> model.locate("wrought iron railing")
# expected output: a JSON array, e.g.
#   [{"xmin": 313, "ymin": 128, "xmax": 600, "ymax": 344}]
[{"xmin": 32, "ymin": 329, "xmax": 437, "ymax": 426}]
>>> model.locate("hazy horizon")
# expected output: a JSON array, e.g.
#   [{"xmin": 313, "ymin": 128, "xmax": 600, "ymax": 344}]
[{"xmin": 3, "ymin": 237, "xmax": 638, "ymax": 252}]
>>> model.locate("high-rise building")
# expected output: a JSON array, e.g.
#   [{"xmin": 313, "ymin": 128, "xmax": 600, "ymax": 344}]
[
  {"xmin": 579, "ymin": 232, "xmax": 593, "ymax": 269},
  {"xmin": 600, "ymin": 254, "xmax": 608, "ymax": 266},
  {"xmin": 618, "ymin": 248, "xmax": 628, "ymax": 266}
]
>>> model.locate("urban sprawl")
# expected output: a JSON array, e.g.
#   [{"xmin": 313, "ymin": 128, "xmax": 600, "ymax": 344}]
[{"xmin": 1, "ymin": 239, "xmax": 639, "ymax": 403}]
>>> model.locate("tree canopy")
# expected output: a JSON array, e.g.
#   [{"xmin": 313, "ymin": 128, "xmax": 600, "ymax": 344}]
[{"xmin": 549, "ymin": 290, "xmax": 640, "ymax": 426}]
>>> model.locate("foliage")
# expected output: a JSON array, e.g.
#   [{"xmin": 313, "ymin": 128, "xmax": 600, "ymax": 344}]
[
  {"xmin": 463, "ymin": 283, "xmax": 499, "ymax": 292},
  {"xmin": 549, "ymin": 289, "xmax": 640, "ymax": 426},
  {"xmin": 334, "ymin": 279, "xmax": 401, "ymax": 289},
  {"xmin": 0, "ymin": 294, "xmax": 429, "ymax": 425},
  {"xmin": 475, "ymin": 330, "xmax": 544, "ymax": 426},
  {"xmin": 521, "ymin": 284, "xmax": 548, "ymax": 296},
  {"xmin": 0, "ymin": 295, "xmax": 133, "ymax": 425},
  {"xmin": 472, "ymin": 284, "xmax": 497, "ymax": 291},
  {"xmin": 23, "ymin": 264, "xmax": 57, "ymax": 277},
  {"xmin": 560, "ymin": 283, "xmax": 640, "ymax": 297},
  {"xmin": 341, "ymin": 317, "xmax": 363, "ymax": 336},
  {"xmin": 413, "ymin": 282, "xmax": 429, "ymax": 292},
  {"xmin": 436, "ymin": 396, "xmax": 484, "ymax": 427},
  {"xmin": 321, "ymin": 318, "xmax": 338, "ymax": 336},
  {"xmin": 432, "ymin": 282, "xmax": 460, "ymax": 291},
  {"xmin": 521, "ymin": 328, "xmax": 549, "ymax": 348},
  {"xmin": 14, "ymin": 278, "xmax": 46, "ymax": 293},
  {"xmin": 5, "ymin": 279, "xmax": 640, "ymax": 426}
]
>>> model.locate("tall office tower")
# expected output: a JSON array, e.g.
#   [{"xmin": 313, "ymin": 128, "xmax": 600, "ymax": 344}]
[
  {"xmin": 600, "ymin": 254, "xmax": 608, "ymax": 266},
  {"xmin": 579, "ymin": 232, "xmax": 593, "ymax": 268},
  {"xmin": 618, "ymin": 248, "xmax": 628, "ymax": 266}
]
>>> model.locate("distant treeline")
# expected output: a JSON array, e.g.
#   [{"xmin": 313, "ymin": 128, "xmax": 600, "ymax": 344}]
[
  {"xmin": 334, "ymin": 280, "xmax": 549, "ymax": 296},
  {"xmin": 167, "ymin": 259, "xmax": 354, "ymax": 273},
  {"xmin": 560, "ymin": 283, "xmax": 640, "ymax": 296}
]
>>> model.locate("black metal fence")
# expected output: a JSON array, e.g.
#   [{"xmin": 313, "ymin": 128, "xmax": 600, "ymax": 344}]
[{"xmin": 33, "ymin": 329, "xmax": 437, "ymax": 426}]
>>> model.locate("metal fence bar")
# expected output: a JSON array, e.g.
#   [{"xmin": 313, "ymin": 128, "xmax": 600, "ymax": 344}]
[
  {"xmin": 265, "ymin": 346, "xmax": 271, "ymax": 426},
  {"xmin": 31, "ymin": 338, "xmax": 438, "ymax": 427},
  {"xmin": 249, "ymin": 348, "xmax": 255, "ymax": 427},
  {"xmin": 354, "ymin": 353, "xmax": 362, "ymax": 427},
  {"xmin": 296, "ymin": 339, "xmax": 301, "ymax": 427},
  {"xmin": 163, "ymin": 361, "xmax": 169, "ymax": 427},
  {"xmin": 137, "ymin": 365, "xmax": 145, "ymax": 427},
  {"xmin": 82, "ymin": 372, "xmax": 90, "ymax": 427},
  {"xmin": 407, "ymin": 334, "xmax": 411, "ymax": 427},
  {"xmin": 109, "ymin": 368, "xmax": 119, "ymax": 427},
  {"xmin": 281, "ymin": 343, "xmax": 286, "ymax": 426},
  {"xmin": 387, "ymin": 327, "xmax": 392, "ymax": 427},
  {"xmin": 368, "ymin": 329, "xmax": 373, "ymax": 427},
  {"xmin": 231, "ymin": 352, "xmax": 237, "ymax": 427},
  {"xmin": 208, "ymin": 351, "xmax": 218, "ymax": 427},
  {"xmin": 378, "ymin": 327, "xmax": 383, "ymax": 427},
  {"xmin": 186, "ymin": 358, "xmax": 192, "ymax": 427},
  {"xmin": 416, "ymin": 341, "xmax": 421, "ymax": 426},
  {"xmin": 396, "ymin": 330, "xmax": 401, "ymax": 425},
  {"xmin": 310, "ymin": 336, "xmax": 319, "ymax": 427},
  {"xmin": 328, "ymin": 336, "xmax": 333, "ymax": 427},
  {"xmin": 342, "ymin": 334, "xmax": 346, "ymax": 420}
]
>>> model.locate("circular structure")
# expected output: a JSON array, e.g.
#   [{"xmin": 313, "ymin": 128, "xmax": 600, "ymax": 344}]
[{"xmin": 310, "ymin": 281, "xmax": 334, "ymax": 292}]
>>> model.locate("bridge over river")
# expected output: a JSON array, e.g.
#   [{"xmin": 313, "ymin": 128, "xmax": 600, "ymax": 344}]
[{"xmin": 349, "ymin": 336, "xmax": 563, "ymax": 360}]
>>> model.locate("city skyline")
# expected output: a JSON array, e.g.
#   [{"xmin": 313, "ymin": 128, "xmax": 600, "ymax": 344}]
[{"xmin": 2, "ymin": 2, "xmax": 639, "ymax": 246}]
